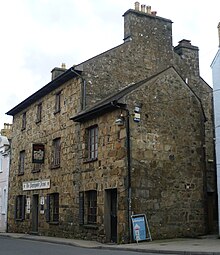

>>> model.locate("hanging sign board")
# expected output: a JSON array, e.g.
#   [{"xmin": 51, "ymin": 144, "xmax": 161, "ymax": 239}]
[
  {"xmin": 131, "ymin": 214, "xmax": 152, "ymax": 242},
  {"xmin": 32, "ymin": 144, "xmax": 45, "ymax": 163}
]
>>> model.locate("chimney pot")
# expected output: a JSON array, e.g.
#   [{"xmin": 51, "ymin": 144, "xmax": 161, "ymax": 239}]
[
  {"xmin": 134, "ymin": 2, "xmax": 140, "ymax": 11},
  {"xmin": 51, "ymin": 63, "xmax": 67, "ymax": 80},
  {"xmin": 151, "ymin": 11, "xmax": 157, "ymax": 16},
  {"xmin": 61, "ymin": 63, "xmax": 66, "ymax": 69},
  {"xmin": 146, "ymin": 6, "xmax": 151, "ymax": 14},
  {"xmin": 141, "ymin": 4, "xmax": 146, "ymax": 12}
]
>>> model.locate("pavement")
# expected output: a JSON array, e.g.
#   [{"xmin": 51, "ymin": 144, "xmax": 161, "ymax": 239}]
[{"xmin": 0, "ymin": 232, "xmax": 220, "ymax": 255}]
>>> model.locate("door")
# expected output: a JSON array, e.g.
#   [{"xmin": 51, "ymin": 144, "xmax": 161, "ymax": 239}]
[
  {"xmin": 32, "ymin": 194, "xmax": 39, "ymax": 233},
  {"xmin": 104, "ymin": 189, "xmax": 118, "ymax": 243},
  {"xmin": 110, "ymin": 189, "xmax": 117, "ymax": 243}
]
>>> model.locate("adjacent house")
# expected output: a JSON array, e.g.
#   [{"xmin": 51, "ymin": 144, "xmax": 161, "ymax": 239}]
[
  {"xmin": 0, "ymin": 135, "xmax": 10, "ymax": 232},
  {"xmin": 211, "ymin": 22, "xmax": 220, "ymax": 236},
  {"xmin": 6, "ymin": 3, "xmax": 217, "ymax": 243}
]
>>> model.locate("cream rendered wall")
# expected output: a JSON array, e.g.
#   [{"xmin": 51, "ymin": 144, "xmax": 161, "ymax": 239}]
[
  {"xmin": 212, "ymin": 48, "xmax": 220, "ymax": 235},
  {"xmin": 0, "ymin": 136, "xmax": 10, "ymax": 232}
]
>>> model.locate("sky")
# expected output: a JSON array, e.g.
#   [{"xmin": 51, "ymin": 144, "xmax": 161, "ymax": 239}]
[{"xmin": 1, "ymin": 0, "xmax": 220, "ymax": 130}]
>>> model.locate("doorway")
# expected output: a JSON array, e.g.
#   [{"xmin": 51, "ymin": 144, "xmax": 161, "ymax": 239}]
[
  {"xmin": 32, "ymin": 194, "xmax": 39, "ymax": 233},
  {"xmin": 105, "ymin": 189, "xmax": 117, "ymax": 243}
]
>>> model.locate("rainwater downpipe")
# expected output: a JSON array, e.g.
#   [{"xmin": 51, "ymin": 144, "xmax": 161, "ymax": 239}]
[
  {"xmin": 70, "ymin": 68, "xmax": 86, "ymax": 110},
  {"xmin": 125, "ymin": 109, "xmax": 132, "ymax": 243},
  {"xmin": 112, "ymin": 102, "xmax": 132, "ymax": 242}
]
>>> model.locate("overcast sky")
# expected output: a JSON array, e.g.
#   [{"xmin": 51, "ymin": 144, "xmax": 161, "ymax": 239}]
[{"xmin": 1, "ymin": 0, "xmax": 220, "ymax": 130}]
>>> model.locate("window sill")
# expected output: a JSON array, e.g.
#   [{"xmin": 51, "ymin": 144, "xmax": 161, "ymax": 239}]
[
  {"xmin": 83, "ymin": 224, "xmax": 98, "ymax": 229},
  {"xmin": 83, "ymin": 158, "xmax": 98, "ymax": 164},
  {"xmin": 18, "ymin": 172, "xmax": 24, "ymax": 176},
  {"xmin": 51, "ymin": 165, "xmax": 60, "ymax": 170},
  {"xmin": 35, "ymin": 119, "xmax": 41, "ymax": 124},
  {"xmin": 32, "ymin": 169, "xmax": 41, "ymax": 173},
  {"xmin": 54, "ymin": 110, "xmax": 60, "ymax": 115},
  {"xmin": 47, "ymin": 221, "xmax": 59, "ymax": 225}
]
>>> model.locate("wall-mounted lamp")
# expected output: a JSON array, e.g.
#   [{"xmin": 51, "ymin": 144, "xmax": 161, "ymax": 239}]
[{"xmin": 115, "ymin": 114, "xmax": 125, "ymax": 126}]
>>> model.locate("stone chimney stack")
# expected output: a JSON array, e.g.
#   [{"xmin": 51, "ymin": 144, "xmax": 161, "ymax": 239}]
[
  {"xmin": 51, "ymin": 63, "xmax": 67, "ymax": 80},
  {"xmin": 1, "ymin": 123, "xmax": 12, "ymax": 140},
  {"xmin": 218, "ymin": 22, "xmax": 220, "ymax": 48},
  {"xmin": 174, "ymin": 39, "xmax": 200, "ymax": 77}
]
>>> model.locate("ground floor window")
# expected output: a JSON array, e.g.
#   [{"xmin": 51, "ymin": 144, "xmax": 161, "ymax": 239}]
[
  {"xmin": 46, "ymin": 193, "xmax": 59, "ymax": 223},
  {"xmin": 79, "ymin": 190, "xmax": 97, "ymax": 225},
  {"xmin": 15, "ymin": 195, "xmax": 26, "ymax": 221}
]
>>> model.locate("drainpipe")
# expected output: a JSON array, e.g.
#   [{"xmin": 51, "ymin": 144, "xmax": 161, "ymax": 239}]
[
  {"xmin": 70, "ymin": 68, "xmax": 86, "ymax": 110},
  {"xmin": 113, "ymin": 102, "xmax": 132, "ymax": 243},
  {"xmin": 125, "ymin": 109, "xmax": 132, "ymax": 243}
]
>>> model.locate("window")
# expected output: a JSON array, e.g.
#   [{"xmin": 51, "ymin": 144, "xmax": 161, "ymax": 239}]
[
  {"xmin": 86, "ymin": 190, "xmax": 97, "ymax": 224},
  {"xmin": 52, "ymin": 138, "xmax": 61, "ymax": 168},
  {"xmin": 46, "ymin": 193, "xmax": 59, "ymax": 223},
  {"xmin": 19, "ymin": 150, "xmax": 25, "ymax": 175},
  {"xmin": 79, "ymin": 192, "xmax": 84, "ymax": 225},
  {"xmin": 54, "ymin": 92, "xmax": 61, "ymax": 113},
  {"xmin": 21, "ymin": 112, "xmax": 26, "ymax": 130},
  {"xmin": 32, "ymin": 163, "xmax": 41, "ymax": 173},
  {"xmin": 15, "ymin": 195, "xmax": 26, "ymax": 220},
  {"xmin": 0, "ymin": 155, "xmax": 2, "ymax": 173},
  {"xmin": 36, "ymin": 103, "xmax": 42, "ymax": 123},
  {"xmin": 2, "ymin": 188, "xmax": 7, "ymax": 214},
  {"xmin": 87, "ymin": 126, "xmax": 98, "ymax": 160}
]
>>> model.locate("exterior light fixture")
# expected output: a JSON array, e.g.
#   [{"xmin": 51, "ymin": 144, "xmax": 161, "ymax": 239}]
[{"xmin": 115, "ymin": 114, "xmax": 125, "ymax": 126}]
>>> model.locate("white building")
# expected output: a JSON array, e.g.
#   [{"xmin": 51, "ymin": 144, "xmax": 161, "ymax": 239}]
[
  {"xmin": 211, "ymin": 22, "xmax": 220, "ymax": 236},
  {"xmin": 0, "ymin": 136, "xmax": 10, "ymax": 232}
]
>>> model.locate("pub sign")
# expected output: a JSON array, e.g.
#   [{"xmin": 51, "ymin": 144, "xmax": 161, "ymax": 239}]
[{"xmin": 32, "ymin": 144, "xmax": 45, "ymax": 163}]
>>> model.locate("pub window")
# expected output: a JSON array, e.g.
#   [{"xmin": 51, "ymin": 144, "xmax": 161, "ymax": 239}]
[
  {"xmin": 86, "ymin": 190, "xmax": 97, "ymax": 224},
  {"xmin": 51, "ymin": 138, "xmax": 61, "ymax": 168},
  {"xmin": 21, "ymin": 112, "xmax": 26, "ymax": 130},
  {"xmin": 36, "ymin": 102, "xmax": 42, "ymax": 123},
  {"xmin": 15, "ymin": 195, "xmax": 26, "ymax": 221},
  {"xmin": 18, "ymin": 150, "xmax": 25, "ymax": 175},
  {"xmin": 46, "ymin": 193, "xmax": 59, "ymax": 223},
  {"xmin": 54, "ymin": 91, "xmax": 61, "ymax": 113},
  {"xmin": 87, "ymin": 125, "xmax": 98, "ymax": 161}
]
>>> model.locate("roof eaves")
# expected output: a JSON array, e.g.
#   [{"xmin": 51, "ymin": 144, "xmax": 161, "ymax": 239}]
[{"xmin": 6, "ymin": 68, "xmax": 81, "ymax": 116}]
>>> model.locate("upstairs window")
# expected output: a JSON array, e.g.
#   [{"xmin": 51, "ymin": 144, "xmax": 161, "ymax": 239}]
[
  {"xmin": 36, "ymin": 103, "xmax": 42, "ymax": 123},
  {"xmin": 46, "ymin": 193, "xmax": 59, "ymax": 223},
  {"xmin": 18, "ymin": 150, "xmax": 25, "ymax": 175},
  {"xmin": 21, "ymin": 112, "xmax": 26, "ymax": 130},
  {"xmin": 52, "ymin": 138, "xmax": 61, "ymax": 168},
  {"xmin": 87, "ymin": 126, "xmax": 98, "ymax": 161},
  {"xmin": 54, "ymin": 91, "xmax": 61, "ymax": 113}
]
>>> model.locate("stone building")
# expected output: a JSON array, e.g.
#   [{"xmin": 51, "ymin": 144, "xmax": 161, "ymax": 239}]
[
  {"xmin": 6, "ymin": 3, "xmax": 217, "ymax": 243},
  {"xmin": 0, "ymin": 123, "xmax": 12, "ymax": 140},
  {"xmin": 0, "ymin": 135, "xmax": 10, "ymax": 232},
  {"xmin": 211, "ymin": 22, "xmax": 220, "ymax": 236}
]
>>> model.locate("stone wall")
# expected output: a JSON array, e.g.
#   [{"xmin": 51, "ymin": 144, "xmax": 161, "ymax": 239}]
[
  {"xmin": 7, "ymin": 78, "xmax": 82, "ymax": 236},
  {"xmin": 7, "ymin": 6, "xmax": 217, "ymax": 242}
]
